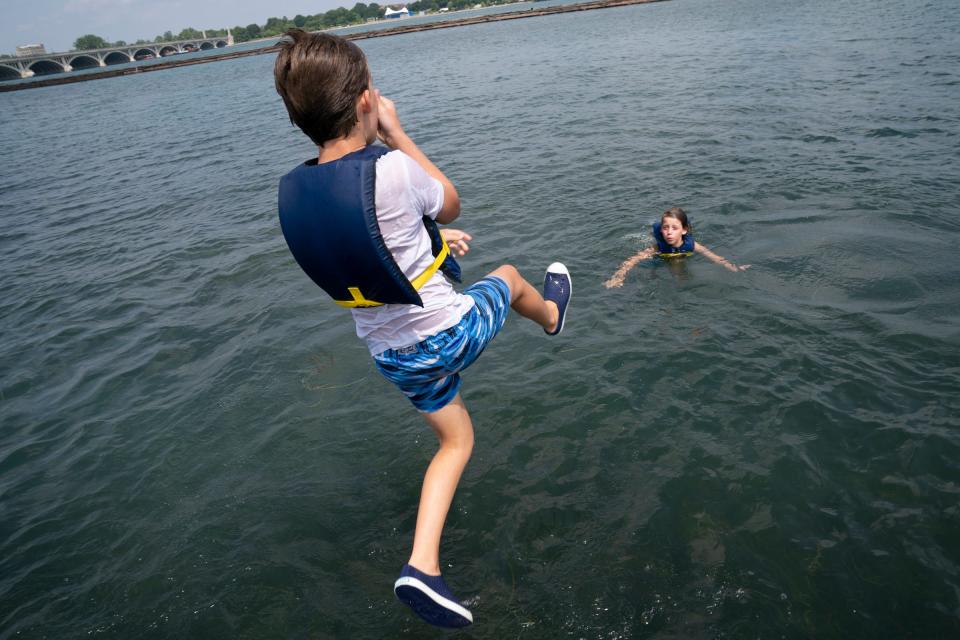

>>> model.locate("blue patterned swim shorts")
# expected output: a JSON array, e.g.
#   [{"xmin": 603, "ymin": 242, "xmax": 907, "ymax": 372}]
[{"xmin": 373, "ymin": 276, "xmax": 511, "ymax": 413}]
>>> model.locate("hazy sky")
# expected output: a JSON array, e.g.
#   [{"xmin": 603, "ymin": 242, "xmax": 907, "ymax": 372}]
[{"xmin": 1, "ymin": 0, "xmax": 349, "ymax": 54}]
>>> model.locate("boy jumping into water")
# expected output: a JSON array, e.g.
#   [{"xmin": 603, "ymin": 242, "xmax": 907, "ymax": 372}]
[{"xmin": 273, "ymin": 30, "xmax": 571, "ymax": 628}]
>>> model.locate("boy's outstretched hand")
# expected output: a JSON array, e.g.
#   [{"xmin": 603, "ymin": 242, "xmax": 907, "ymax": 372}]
[{"xmin": 440, "ymin": 229, "xmax": 472, "ymax": 256}]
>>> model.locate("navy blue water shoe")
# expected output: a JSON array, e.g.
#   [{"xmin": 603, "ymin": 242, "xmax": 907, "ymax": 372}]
[
  {"xmin": 543, "ymin": 262, "xmax": 572, "ymax": 336},
  {"xmin": 394, "ymin": 564, "xmax": 473, "ymax": 628}
]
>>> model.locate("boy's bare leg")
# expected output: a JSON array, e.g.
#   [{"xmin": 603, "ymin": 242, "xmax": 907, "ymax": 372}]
[
  {"xmin": 407, "ymin": 393, "xmax": 475, "ymax": 575},
  {"xmin": 405, "ymin": 266, "xmax": 564, "ymax": 576},
  {"xmin": 488, "ymin": 265, "xmax": 559, "ymax": 333}
]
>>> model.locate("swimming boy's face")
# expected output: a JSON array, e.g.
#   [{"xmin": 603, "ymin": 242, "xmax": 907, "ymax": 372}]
[{"xmin": 660, "ymin": 216, "xmax": 687, "ymax": 247}]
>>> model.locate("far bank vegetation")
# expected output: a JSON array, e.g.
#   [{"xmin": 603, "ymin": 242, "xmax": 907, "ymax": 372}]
[{"xmin": 70, "ymin": 0, "xmax": 525, "ymax": 51}]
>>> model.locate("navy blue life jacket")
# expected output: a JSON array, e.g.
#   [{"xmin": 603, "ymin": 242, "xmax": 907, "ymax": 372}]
[
  {"xmin": 278, "ymin": 145, "xmax": 460, "ymax": 308},
  {"xmin": 652, "ymin": 221, "xmax": 695, "ymax": 257}
]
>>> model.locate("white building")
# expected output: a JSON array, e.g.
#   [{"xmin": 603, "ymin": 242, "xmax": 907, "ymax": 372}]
[
  {"xmin": 15, "ymin": 43, "xmax": 46, "ymax": 57},
  {"xmin": 383, "ymin": 6, "xmax": 410, "ymax": 18}
]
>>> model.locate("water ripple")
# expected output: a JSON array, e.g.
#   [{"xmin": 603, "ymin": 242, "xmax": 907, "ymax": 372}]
[{"xmin": 2, "ymin": 0, "xmax": 960, "ymax": 637}]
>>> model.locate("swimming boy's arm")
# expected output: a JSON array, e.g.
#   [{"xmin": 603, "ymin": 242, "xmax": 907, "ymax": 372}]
[
  {"xmin": 693, "ymin": 242, "xmax": 751, "ymax": 272},
  {"xmin": 376, "ymin": 93, "xmax": 461, "ymax": 224},
  {"xmin": 604, "ymin": 247, "xmax": 657, "ymax": 288}
]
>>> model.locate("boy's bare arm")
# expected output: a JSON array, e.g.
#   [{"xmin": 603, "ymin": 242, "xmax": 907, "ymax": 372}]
[
  {"xmin": 694, "ymin": 243, "xmax": 750, "ymax": 272},
  {"xmin": 376, "ymin": 93, "xmax": 461, "ymax": 223},
  {"xmin": 604, "ymin": 248, "xmax": 656, "ymax": 288}
]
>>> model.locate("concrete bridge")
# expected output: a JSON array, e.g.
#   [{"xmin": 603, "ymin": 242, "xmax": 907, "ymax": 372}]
[{"xmin": 0, "ymin": 34, "xmax": 234, "ymax": 81}]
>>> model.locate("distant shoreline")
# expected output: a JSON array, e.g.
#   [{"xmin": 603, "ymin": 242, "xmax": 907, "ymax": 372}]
[{"xmin": 0, "ymin": 0, "xmax": 666, "ymax": 93}]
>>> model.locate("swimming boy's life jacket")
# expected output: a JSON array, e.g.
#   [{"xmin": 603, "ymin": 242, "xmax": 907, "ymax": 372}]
[
  {"xmin": 652, "ymin": 221, "xmax": 696, "ymax": 258},
  {"xmin": 277, "ymin": 144, "xmax": 461, "ymax": 308}
]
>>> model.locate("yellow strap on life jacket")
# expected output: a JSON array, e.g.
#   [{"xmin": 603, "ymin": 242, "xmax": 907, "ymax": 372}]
[
  {"xmin": 334, "ymin": 240, "xmax": 452, "ymax": 308},
  {"xmin": 658, "ymin": 251, "xmax": 694, "ymax": 259}
]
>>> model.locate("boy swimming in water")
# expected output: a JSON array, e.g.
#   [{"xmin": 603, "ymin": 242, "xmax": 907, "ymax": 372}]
[
  {"xmin": 273, "ymin": 30, "xmax": 571, "ymax": 628},
  {"xmin": 604, "ymin": 206, "xmax": 750, "ymax": 287}
]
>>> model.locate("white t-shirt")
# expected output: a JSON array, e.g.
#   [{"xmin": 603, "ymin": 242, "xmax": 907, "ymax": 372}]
[{"xmin": 351, "ymin": 150, "xmax": 475, "ymax": 355}]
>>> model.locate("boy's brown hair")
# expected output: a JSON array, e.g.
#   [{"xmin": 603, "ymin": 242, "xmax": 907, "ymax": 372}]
[{"xmin": 274, "ymin": 29, "xmax": 370, "ymax": 146}]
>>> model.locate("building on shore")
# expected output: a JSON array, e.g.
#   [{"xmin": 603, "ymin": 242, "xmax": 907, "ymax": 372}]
[
  {"xmin": 384, "ymin": 6, "xmax": 410, "ymax": 18},
  {"xmin": 16, "ymin": 44, "xmax": 46, "ymax": 57}
]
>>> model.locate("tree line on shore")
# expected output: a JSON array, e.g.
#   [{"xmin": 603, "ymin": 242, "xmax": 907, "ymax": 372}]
[{"xmin": 70, "ymin": 0, "xmax": 521, "ymax": 52}]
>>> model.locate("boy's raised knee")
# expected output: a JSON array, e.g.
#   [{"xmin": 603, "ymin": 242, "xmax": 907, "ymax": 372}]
[
  {"xmin": 491, "ymin": 264, "xmax": 519, "ymax": 279},
  {"xmin": 488, "ymin": 264, "xmax": 521, "ymax": 293}
]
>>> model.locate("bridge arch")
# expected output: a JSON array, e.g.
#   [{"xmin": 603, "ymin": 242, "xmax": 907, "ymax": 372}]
[
  {"xmin": 68, "ymin": 54, "xmax": 100, "ymax": 70},
  {"xmin": 28, "ymin": 59, "xmax": 66, "ymax": 76},
  {"xmin": 0, "ymin": 64, "xmax": 21, "ymax": 81},
  {"xmin": 104, "ymin": 51, "xmax": 132, "ymax": 65},
  {"xmin": 3, "ymin": 34, "xmax": 234, "ymax": 84}
]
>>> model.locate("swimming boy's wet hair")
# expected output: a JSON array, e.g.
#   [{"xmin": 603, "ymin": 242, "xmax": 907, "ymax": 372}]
[
  {"xmin": 274, "ymin": 29, "xmax": 370, "ymax": 146},
  {"xmin": 662, "ymin": 207, "xmax": 691, "ymax": 233}
]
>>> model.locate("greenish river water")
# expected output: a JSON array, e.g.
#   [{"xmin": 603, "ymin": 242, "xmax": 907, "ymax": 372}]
[{"xmin": 1, "ymin": 0, "xmax": 958, "ymax": 637}]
